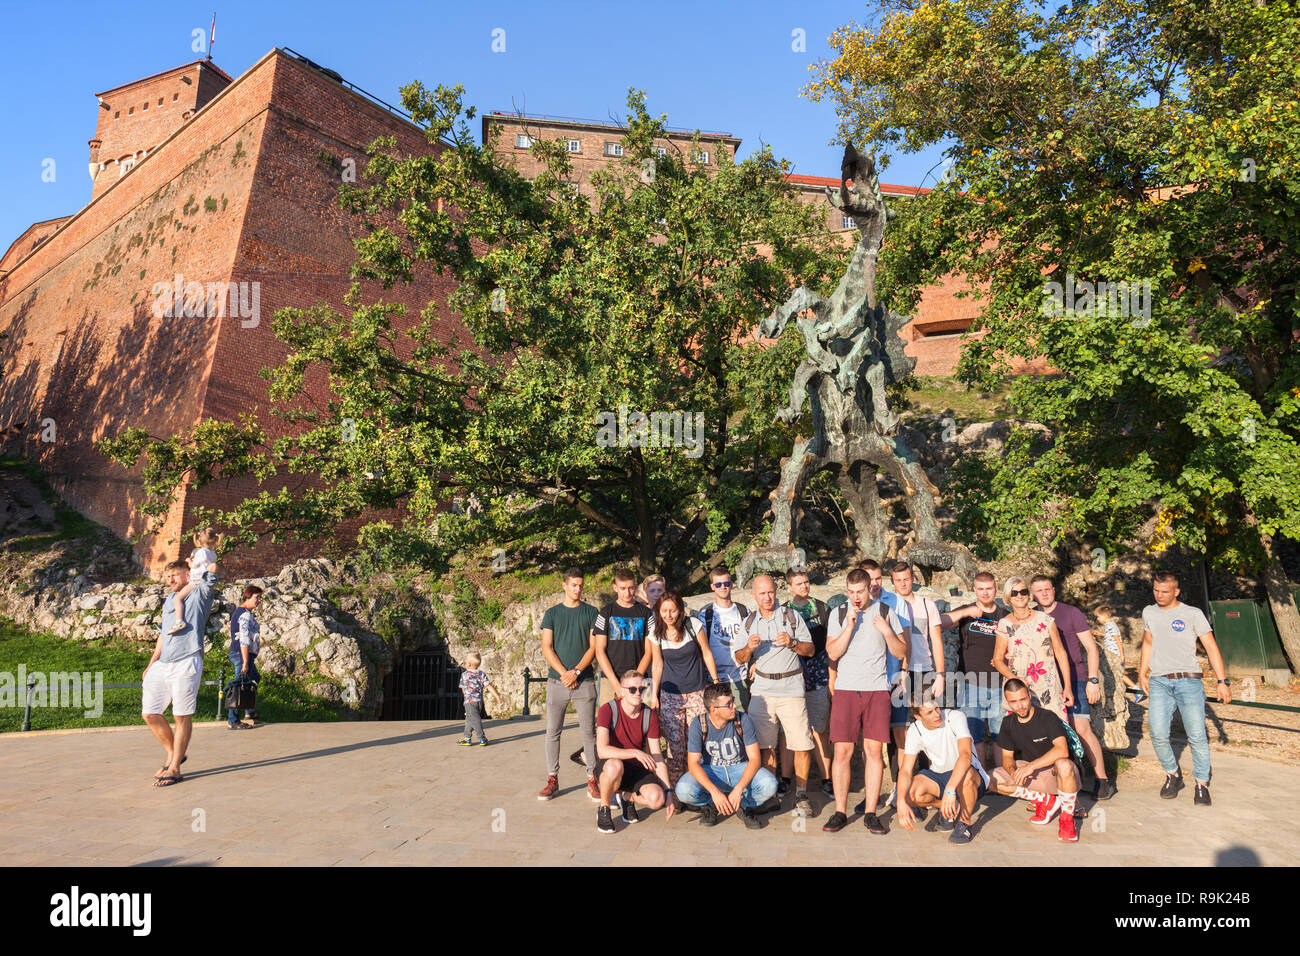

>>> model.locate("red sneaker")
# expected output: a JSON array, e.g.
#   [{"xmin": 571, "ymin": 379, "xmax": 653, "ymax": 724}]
[
  {"xmin": 586, "ymin": 776, "xmax": 601, "ymax": 802},
  {"xmin": 537, "ymin": 775, "xmax": 559, "ymax": 801},
  {"xmin": 1058, "ymin": 811, "xmax": 1079, "ymax": 842},
  {"xmin": 1029, "ymin": 794, "xmax": 1060, "ymax": 825}
]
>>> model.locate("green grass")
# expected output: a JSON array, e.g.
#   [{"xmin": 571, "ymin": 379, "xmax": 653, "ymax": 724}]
[
  {"xmin": 0, "ymin": 618, "xmax": 342, "ymax": 732},
  {"xmin": 903, "ymin": 376, "xmax": 1014, "ymax": 423}
]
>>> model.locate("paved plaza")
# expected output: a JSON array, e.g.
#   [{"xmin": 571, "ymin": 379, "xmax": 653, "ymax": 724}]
[{"xmin": 1, "ymin": 716, "xmax": 1296, "ymax": 866}]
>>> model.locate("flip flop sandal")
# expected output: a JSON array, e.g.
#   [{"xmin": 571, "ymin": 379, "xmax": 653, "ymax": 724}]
[
  {"xmin": 156, "ymin": 754, "xmax": 189, "ymax": 776},
  {"xmin": 152, "ymin": 773, "xmax": 183, "ymax": 787}
]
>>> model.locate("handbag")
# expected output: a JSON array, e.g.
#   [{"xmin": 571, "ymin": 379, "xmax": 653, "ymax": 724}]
[{"xmin": 223, "ymin": 677, "xmax": 258, "ymax": 712}]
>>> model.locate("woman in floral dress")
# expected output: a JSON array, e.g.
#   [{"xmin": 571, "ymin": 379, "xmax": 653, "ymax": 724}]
[{"xmin": 992, "ymin": 576, "xmax": 1074, "ymax": 720}]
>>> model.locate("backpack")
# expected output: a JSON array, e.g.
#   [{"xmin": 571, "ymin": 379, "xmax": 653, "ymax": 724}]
[
  {"xmin": 700, "ymin": 602, "xmax": 748, "ymax": 645},
  {"xmin": 608, "ymin": 701, "xmax": 652, "ymax": 740},
  {"xmin": 741, "ymin": 605, "xmax": 800, "ymax": 637},
  {"xmin": 1057, "ymin": 714, "xmax": 1086, "ymax": 761},
  {"xmin": 697, "ymin": 712, "xmax": 745, "ymax": 759}
]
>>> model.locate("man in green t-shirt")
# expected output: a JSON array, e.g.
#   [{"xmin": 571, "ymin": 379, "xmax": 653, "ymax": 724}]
[{"xmin": 538, "ymin": 567, "xmax": 600, "ymax": 802}]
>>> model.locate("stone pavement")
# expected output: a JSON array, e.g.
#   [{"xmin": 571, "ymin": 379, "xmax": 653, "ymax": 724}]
[{"xmin": 1, "ymin": 716, "xmax": 1296, "ymax": 866}]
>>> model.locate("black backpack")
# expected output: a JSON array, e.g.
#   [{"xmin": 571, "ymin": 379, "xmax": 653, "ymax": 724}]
[
  {"xmin": 700, "ymin": 602, "xmax": 749, "ymax": 644},
  {"xmin": 696, "ymin": 712, "xmax": 745, "ymax": 756}
]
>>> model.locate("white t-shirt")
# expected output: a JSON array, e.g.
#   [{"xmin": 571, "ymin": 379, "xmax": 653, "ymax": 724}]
[
  {"xmin": 189, "ymin": 547, "xmax": 218, "ymax": 582},
  {"xmin": 903, "ymin": 708, "xmax": 989, "ymax": 786},
  {"xmin": 699, "ymin": 602, "xmax": 748, "ymax": 683}
]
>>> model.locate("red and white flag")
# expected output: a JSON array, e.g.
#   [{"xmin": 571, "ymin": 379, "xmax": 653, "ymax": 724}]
[{"xmin": 209, "ymin": 13, "xmax": 216, "ymax": 56}]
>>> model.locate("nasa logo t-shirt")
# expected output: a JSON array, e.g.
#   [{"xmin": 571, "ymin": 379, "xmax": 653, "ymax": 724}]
[{"xmin": 1142, "ymin": 602, "xmax": 1211, "ymax": 676}]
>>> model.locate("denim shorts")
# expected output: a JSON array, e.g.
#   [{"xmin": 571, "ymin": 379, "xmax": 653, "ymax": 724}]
[
  {"xmin": 959, "ymin": 680, "xmax": 1003, "ymax": 741},
  {"xmin": 1069, "ymin": 678, "xmax": 1091, "ymax": 718}
]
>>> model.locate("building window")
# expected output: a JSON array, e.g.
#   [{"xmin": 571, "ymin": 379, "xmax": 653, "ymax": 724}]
[
  {"xmin": 173, "ymin": 92, "xmax": 179, "ymax": 101},
  {"xmin": 516, "ymin": 134, "xmax": 533, "ymax": 148},
  {"xmin": 114, "ymin": 111, "xmax": 120, "ymax": 119},
  {"xmin": 142, "ymin": 102, "xmax": 148, "ymax": 110},
  {"xmin": 842, "ymin": 216, "xmax": 856, "ymax": 229},
  {"xmin": 158, "ymin": 97, "xmax": 163, "ymax": 105},
  {"xmin": 566, "ymin": 139, "xmax": 581, "ymax": 153},
  {"xmin": 604, "ymin": 142, "xmax": 623, "ymax": 157},
  {"xmin": 128, "ymin": 107, "xmax": 134, "ymax": 114},
  {"xmin": 654, "ymin": 146, "xmax": 667, "ymax": 158},
  {"xmin": 692, "ymin": 150, "xmax": 709, "ymax": 164}
]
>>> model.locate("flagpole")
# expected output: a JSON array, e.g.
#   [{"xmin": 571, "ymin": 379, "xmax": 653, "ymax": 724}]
[{"xmin": 208, "ymin": 12, "xmax": 216, "ymax": 62}]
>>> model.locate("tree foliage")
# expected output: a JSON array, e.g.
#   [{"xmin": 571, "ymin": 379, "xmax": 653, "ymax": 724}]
[
  {"xmin": 807, "ymin": 0, "xmax": 1300, "ymax": 665},
  {"xmin": 100, "ymin": 87, "xmax": 842, "ymax": 585}
]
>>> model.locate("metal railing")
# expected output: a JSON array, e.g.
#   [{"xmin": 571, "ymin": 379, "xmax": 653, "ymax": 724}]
[{"xmin": 17, "ymin": 664, "xmax": 231, "ymax": 731}]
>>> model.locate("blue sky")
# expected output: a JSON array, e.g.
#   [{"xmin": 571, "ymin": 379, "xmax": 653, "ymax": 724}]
[{"xmin": 0, "ymin": 0, "xmax": 950, "ymax": 245}]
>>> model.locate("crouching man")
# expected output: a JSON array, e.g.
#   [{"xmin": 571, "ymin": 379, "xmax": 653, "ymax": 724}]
[
  {"xmin": 674, "ymin": 682, "xmax": 778, "ymax": 828},
  {"xmin": 595, "ymin": 671, "xmax": 674, "ymax": 834},
  {"xmin": 895, "ymin": 695, "xmax": 988, "ymax": 845},
  {"xmin": 990, "ymin": 678, "xmax": 1081, "ymax": 843}
]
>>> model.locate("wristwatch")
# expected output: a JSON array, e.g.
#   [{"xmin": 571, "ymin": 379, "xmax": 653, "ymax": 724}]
[
  {"xmin": 1088, "ymin": 677, "xmax": 1099, "ymax": 685},
  {"xmin": 1217, "ymin": 678, "xmax": 1229, "ymax": 685}
]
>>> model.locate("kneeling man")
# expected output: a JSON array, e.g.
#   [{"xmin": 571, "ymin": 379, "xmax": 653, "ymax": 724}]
[
  {"xmin": 896, "ymin": 695, "xmax": 988, "ymax": 845},
  {"xmin": 675, "ymin": 683, "xmax": 777, "ymax": 828},
  {"xmin": 595, "ymin": 671, "xmax": 673, "ymax": 834},
  {"xmin": 991, "ymin": 678, "xmax": 1081, "ymax": 843}
]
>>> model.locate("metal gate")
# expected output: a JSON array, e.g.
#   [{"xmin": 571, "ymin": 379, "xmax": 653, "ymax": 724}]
[{"xmin": 381, "ymin": 650, "xmax": 465, "ymax": 720}]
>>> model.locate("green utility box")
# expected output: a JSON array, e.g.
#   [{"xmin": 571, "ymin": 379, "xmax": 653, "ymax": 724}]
[{"xmin": 1209, "ymin": 592, "xmax": 1293, "ymax": 685}]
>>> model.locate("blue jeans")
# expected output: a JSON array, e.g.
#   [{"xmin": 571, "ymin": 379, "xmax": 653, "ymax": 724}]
[
  {"xmin": 1148, "ymin": 676, "xmax": 1211, "ymax": 783},
  {"xmin": 959, "ymin": 680, "xmax": 1004, "ymax": 743},
  {"xmin": 228, "ymin": 654, "xmax": 260, "ymax": 723},
  {"xmin": 675, "ymin": 765, "xmax": 777, "ymax": 809}
]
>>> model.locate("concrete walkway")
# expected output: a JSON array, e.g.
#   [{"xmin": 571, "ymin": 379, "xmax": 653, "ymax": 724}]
[{"xmin": 1, "ymin": 717, "xmax": 1295, "ymax": 866}]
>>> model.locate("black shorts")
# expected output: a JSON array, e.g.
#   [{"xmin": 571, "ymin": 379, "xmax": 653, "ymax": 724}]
[{"xmin": 615, "ymin": 760, "xmax": 660, "ymax": 794}]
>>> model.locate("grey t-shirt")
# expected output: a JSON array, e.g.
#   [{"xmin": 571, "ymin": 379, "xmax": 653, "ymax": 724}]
[
  {"xmin": 747, "ymin": 607, "xmax": 812, "ymax": 698},
  {"xmin": 1143, "ymin": 602, "xmax": 1212, "ymax": 675},
  {"xmin": 830, "ymin": 600, "xmax": 905, "ymax": 692}
]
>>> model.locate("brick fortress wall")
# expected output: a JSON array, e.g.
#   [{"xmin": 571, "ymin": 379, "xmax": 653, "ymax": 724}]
[{"xmin": 0, "ymin": 50, "xmax": 458, "ymax": 576}]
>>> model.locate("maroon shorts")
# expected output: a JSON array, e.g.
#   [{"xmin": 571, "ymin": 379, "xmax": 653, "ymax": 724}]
[{"xmin": 829, "ymin": 690, "xmax": 891, "ymax": 744}]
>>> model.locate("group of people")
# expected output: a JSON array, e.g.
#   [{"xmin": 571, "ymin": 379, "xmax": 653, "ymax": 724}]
[
  {"xmin": 528, "ymin": 560, "xmax": 1231, "ymax": 843},
  {"xmin": 141, "ymin": 528, "xmax": 264, "ymax": 787}
]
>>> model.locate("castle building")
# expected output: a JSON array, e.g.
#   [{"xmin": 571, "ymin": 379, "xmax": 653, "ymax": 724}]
[{"xmin": 1, "ymin": 51, "xmax": 983, "ymax": 575}]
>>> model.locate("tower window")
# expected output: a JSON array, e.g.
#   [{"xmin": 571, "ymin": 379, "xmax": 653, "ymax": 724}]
[
  {"xmin": 173, "ymin": 92, "xmax": 179, "ymax": 101},
  {"xmin": 604, "ymin": 142, "xmax": 623, "ymax": 157},
  {"xmin": 142, "ymin": 102, "xmax": 148, "ymax": 110}
]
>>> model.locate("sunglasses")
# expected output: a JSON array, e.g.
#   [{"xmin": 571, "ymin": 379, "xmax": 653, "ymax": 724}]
[
  {"xmin": 711, "ymin": 581, "xmax": 733, "ymax": 589},
  {"xmin": 711, "ymin": 701, "xmax": 736, "ymax": 710},
  {"xmin": 622, "ymin": 686, "xmax": 644, "ymax": 695},
  {"xmin": 1010, "ymin": 588, "xmax": 1031, "ymax": 598}
]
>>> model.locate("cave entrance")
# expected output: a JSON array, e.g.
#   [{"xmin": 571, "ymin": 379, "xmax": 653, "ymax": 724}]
[{"xmin": 380, "ymin": 649, "xmax": 465, "ymax": 720}]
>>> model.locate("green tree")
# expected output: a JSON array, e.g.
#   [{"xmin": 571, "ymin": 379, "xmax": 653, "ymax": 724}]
[
  {"xmin": 100, "ymin": 87, "xmax": 840, "ymax": 587},
  {"xmin": 807, "ymin": 0, "xmax": 1300, "ymax": 670}
]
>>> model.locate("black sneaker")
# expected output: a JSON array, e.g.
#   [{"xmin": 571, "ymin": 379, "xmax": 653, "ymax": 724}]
[
  {"xmin": 596, "ymin": 805, "xmax": 616, "ymax": 834},
  {"xmin": 569, "ymin": 747, "xmax": 585, "ymax": 767},
  {"xmin": 820, "ymin": 779, "xmax": 835, "ymax": 797},
  {"xmin": 853, "ymin": 799, "xmax": 866, "ymax": 814},
  {"xmin": 1095, "ymin": 778, "xmax": 1117, "ymax": 800},
  {"xmin": 700, "ymin": 804, "xmax": 720, "ymax": 827},
  {"xmin": 822, "ymin": 811, "xmax": 849, "ymax": 832},
  {"xmin": 617, "ymin": 794, "xmax": 640, "ymax": 825},
  {"xmin": 1160, "ymin": 772, "xmax": 1184, "ymax": 799},
  {"xmin": 777, "ymin": 777, "xmax": 791, "ymax": 797},
  {"xmin": 1194, "ymin": 783, "xmax": 1211, "ymax": 806},
  {"xmin": 949, "ymin": 821, "xmax": 973, "ymax": 845},
  {"xmin": 864, "ymin": 812, "xmax": 888, "ymax": 834},
  {"xmin": 935, "ymin": 813, "xmax": 956, "ymax": 832},
  {"xmin": 741, "ymin": 807, "xmax": 763, "ymax": 829}
]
